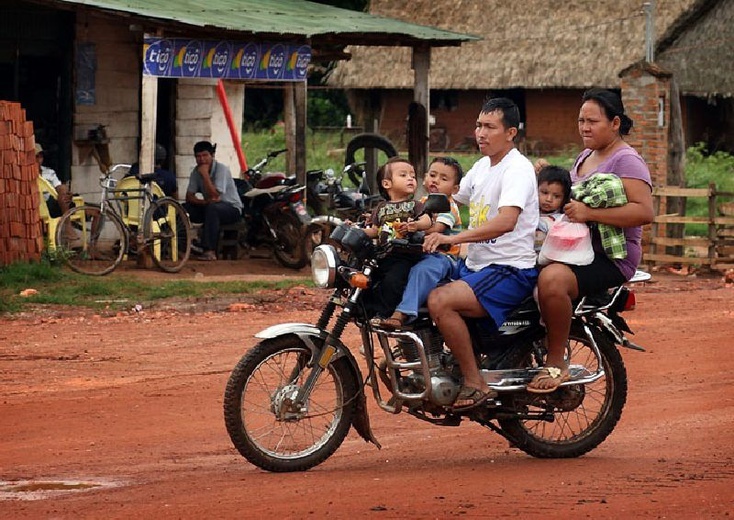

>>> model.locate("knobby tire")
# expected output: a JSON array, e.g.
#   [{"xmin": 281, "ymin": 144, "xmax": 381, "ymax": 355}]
[
  {"xmin": 223, "ymin": 336, "xmax": 358, "ymax": 472},
  {"xmin": 497, "ymin": 325, "xmax": 627, "ymax": 458}
]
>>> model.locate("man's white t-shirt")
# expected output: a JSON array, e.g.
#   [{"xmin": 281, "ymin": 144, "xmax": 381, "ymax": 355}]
[
  {"xmin": 40, "ymin": 166, "xmax": 62, "ymax": 201},
  {"xmin": 454, "ymin": 148, "xmax": 539, "ymax": 270}
]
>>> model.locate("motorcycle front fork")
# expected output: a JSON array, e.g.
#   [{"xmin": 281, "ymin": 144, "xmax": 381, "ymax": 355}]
[{"xmin": 291, "ymin": 292, "xmax": 359, "ymax": 408}]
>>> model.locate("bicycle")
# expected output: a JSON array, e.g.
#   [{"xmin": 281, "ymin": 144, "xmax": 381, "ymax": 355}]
[{"xmin": 55, "ymin": 164, "xmax": 192, "ymax": 275}]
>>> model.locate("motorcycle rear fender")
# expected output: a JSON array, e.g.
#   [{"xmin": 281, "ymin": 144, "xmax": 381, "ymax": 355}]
[
  {"xmin": 310, "ymin": 214, "xmax": 345, "ymax": 227},
  {"xmin": 290, "ymin": 201, "xmax": 312, "ymax": 225},
  {"xmin": 254, "ymin": 323, "xmax": 381, "ymax": 449}
]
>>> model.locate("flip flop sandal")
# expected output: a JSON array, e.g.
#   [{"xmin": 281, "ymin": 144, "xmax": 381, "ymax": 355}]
[
  {"xmin": 369, "ymin": 316, "xmax": 404, "ymax": 330},
  {"xmin": 526, "ymin": 366, "xmax": 570, "ymax": 394},
  {"xmin": 452, "ymin": 385, "xmax": 497, "ymax": 412}
]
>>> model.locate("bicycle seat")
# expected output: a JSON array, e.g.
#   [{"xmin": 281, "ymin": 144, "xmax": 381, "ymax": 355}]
[{"xmin": 137, "ymin": 172, "xmax": 157, "ymax": 184}]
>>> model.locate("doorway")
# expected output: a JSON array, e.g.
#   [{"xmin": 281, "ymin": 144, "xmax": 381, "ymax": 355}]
[{"xmin": 0, "ymin": 1, "xmax": 74, "ymax": 180}]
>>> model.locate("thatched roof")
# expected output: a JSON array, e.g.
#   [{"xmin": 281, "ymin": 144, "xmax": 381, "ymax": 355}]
[
  {"xmin": 656, "ymin": 0, "xmax": 734, "ymax": 97},
  {"xmin": 328, "ymin": 0, "xmax": 695, "ymax": 90}
]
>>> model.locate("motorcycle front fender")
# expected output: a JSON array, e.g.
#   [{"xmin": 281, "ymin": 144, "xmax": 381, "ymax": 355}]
[{"xmin": 254, "ymin": 322, "xmax": 381, "ymax": 449}]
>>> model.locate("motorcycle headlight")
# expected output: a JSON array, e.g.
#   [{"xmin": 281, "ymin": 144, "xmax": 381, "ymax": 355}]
[{"xmin": 311, "ymin": 244, "xmax": 338, "ymax": 288}]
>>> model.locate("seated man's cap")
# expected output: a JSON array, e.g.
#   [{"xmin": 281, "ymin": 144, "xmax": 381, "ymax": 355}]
[{"xmin": 35, "ymin": 143, "xmax": 44, "ymax": 154}]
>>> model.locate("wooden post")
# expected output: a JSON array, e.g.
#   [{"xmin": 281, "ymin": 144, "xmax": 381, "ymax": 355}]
[
  {"xmin": 140, "ymin": 68, "xmax": 158, "ymax": 175},
  {"xmin": 138, "ymin": 73, "xmax": 158, "ymax": 268},
  {"xmin": 667, "ymin": 78, "xmax": 686, "ymax": 256},
  {"xmin": 294, "ymin": 81, "xmax": 307, "ymax": 184},
  {"xmin": 411, "ymin": 46, "xmax": 430, "ymax": 182},
  {"xmin": 708, "ymin": 183, "xmax": 717, "ymax": 267},
  {"xmin": 283, "ymin": 82, "xmax": 307, "ymax": 184}
]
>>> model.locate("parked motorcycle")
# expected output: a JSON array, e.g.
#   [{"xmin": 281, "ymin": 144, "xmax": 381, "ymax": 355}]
[
  {"xmin": 304, "ymin": 162, "xmax": 381, "ymax": 261},
  {"xmin": 223, "ymin": 194, "xmax": 650, "ymax": 472},
  {"xmin": 234, "ymin": 148, "xmax": 311, "ymax": 269}
]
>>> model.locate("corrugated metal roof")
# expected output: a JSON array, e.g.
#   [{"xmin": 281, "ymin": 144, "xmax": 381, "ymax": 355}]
[{"xmin": 48, "ymin": 0, "xmax": 478, "ymax": 46}]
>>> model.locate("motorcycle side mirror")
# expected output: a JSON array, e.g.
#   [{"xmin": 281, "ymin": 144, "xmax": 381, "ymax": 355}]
[
  {"xmin": 422, "ymin": 193, "xmax": 451, "ymax": 215},
  {"xmin": 358, "ymin": 172, "xmax": 371, "ymax": 196}
]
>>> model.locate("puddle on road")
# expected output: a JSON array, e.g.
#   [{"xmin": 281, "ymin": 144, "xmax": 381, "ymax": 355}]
[{"xmin": 0, "ymin": 479, "xmax": 121, "ymax": 501}]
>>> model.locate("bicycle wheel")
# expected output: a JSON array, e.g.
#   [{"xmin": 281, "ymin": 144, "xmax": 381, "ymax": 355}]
[
  {"xmin": 55, "ymin": 205, "xmax": 127, "ymax": 276},
  {"xmin": 144, "ymin": 197, "xmax": 191, "ymax": 273}
]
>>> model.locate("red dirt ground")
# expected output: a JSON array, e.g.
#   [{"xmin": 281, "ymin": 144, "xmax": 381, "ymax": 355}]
[{"xmin": 1, "ymin": 259, "xmax": 733, "ymax": 519}]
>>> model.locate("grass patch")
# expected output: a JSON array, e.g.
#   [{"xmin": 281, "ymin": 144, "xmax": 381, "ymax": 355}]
[{"xmin": 0, "ymin": 260, "xmax": 310, "ymax": 315}]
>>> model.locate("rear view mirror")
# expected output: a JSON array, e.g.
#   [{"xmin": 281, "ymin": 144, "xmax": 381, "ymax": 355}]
[
  {"xmin": 358, "ymin": 172, "xmax": 370, "ymax": 196},
  {"xmin": 423, "ymin": 193, "xmax": 450, "ymax": 214}
]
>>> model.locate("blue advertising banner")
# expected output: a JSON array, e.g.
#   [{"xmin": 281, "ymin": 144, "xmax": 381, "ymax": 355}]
[{"xmin": 143, "ymin": 38, "xmax": 310, "ymax": 81}]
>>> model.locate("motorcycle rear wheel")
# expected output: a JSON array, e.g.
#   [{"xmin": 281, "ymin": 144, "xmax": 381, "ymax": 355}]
[
  {"xmin": 223, "ymin": 336, "xmax": 358, "ymax": 472},
  {"xmin": 272, "ymin": 212, "xmax": 307, "ymax": 269},
  {"xmin": 497, "ymin": 326, "xmax": 627, "ymax": 458},
  {"xmin": 303, "ymin": 222, "xmax": 326, "ymax": 263}
]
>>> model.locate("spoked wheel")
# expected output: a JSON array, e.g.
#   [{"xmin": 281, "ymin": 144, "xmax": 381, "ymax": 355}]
[
  {"xmin": 271, "ymin": 212, "xmax": 307, "ymax": 269},
  {"xmin": 498, "ymin": 326, "xmax": 627, "ymax": 458},
  {"xmin": 55, "ymin": 205, "xmax": 127, "ymax": 276},
  {"xmin": 223, "ymin": 336, "xmax": 358, "ymax": 472},
  {"xmin": 144, "ymin": 197, "xmax": 192, "ymax": 273}
]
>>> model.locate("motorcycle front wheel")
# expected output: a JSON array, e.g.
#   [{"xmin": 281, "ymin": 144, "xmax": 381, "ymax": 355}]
[
  {"xmin": 271, "ymin": 212, "xmax": 308, "ymax": 269},
  {"xmin": 498, "ymin": 325, "xmax": 627, "ymax": 458},
  {"xmin": 223, "ymin": 336, "xmax": 359, "ymax": 472}
]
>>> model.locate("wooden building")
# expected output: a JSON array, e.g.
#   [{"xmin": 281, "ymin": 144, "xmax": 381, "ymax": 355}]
[
  {"xmin": 328, "ymin": 0, "xmax": 732, "ymax": 156},
  {"xmin": 0, "ymin": 0, "xmax": 473, "ymax": 204}
]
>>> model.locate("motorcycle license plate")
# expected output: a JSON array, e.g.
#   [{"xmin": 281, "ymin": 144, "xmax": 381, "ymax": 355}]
[{"xmin": 292, "ymin": 201, "xmax": 311, "ymax": 224}]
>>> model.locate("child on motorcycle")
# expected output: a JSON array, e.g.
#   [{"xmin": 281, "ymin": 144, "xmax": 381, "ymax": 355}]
[
  {"xmin": 361, "ymin": 157, "xmax": 432, "ymax": 320},
  {"xmin": 371, "ymin": 156, "xmax": 464, "ymax": 329},
  {"xmin": 534, "ymin": 164, "xmax": 572, "ymax": 254}
]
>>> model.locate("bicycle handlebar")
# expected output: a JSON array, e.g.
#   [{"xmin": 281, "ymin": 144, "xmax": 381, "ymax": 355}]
[{"xmin": 106, "ymin": 164, "xmax": 132, "ymax": 176}]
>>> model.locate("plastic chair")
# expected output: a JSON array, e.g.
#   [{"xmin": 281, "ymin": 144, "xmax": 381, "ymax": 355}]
[
  {"xmin": 115, "ymin": 176, "xmax": 165, "ymax": 228},
  {"xmin": 37, "ymin": 177, "xmax": 86, "ymax": 249},
  {"xmin": 114, "ymin": 176, "xmax": 174, "ymax": 261}
]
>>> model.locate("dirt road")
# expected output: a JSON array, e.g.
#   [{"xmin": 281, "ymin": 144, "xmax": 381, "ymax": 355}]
[{"xmin": 1, "ymin": 263, "xmax": 733, "ymax": 519}]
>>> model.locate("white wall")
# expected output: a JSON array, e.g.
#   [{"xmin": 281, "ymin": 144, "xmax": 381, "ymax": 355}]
[
  {"xmin": 71, "ymin": 12, "xmax": 139, "ymax": 198},
  {"xmin": 70, "ymin": 13, "xmax": 245, "ymax": 201},
  {"xmin": 175, "ymin": 80, "xmax": 244, "ymax": 193}
]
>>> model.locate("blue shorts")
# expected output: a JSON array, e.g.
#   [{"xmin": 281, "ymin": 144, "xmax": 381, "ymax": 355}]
[{"xmin": 456, "ymin": 260, "xmax": 539, "ymax": 331}]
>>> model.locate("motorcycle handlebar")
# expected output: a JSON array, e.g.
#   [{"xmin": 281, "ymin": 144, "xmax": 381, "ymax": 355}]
[{"xmin": 268, "ymin": 148, "xmax": 288, "ymax": 158}]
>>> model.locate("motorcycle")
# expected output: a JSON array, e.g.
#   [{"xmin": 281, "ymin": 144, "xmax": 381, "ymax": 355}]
[
  {"xmin": 234, "ymin": 148, "xmax": 312, "ymax": 269},
  {"xmin": 223, "ymin": 194, "xmax": 650, "ymax": 472}
]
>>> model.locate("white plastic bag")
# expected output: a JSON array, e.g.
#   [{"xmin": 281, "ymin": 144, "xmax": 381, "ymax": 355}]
[{"xmin": 538, "ymin": 215, "xmax": 594, "ymax": 266}]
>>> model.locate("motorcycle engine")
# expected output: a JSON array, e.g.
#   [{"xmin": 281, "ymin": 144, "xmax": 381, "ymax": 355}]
[
  {"xmin": 394, "ymin": 329, "xmax": 460, "ymax": 407},
  {"xmin": 429, "ymin": 372, "xmax": 460, "ymax": 406}
]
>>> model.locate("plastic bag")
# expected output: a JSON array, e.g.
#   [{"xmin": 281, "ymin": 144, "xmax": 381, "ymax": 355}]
[{"xmin": 538, "ymin": 215, "xmax": 594, "ymax": 266}]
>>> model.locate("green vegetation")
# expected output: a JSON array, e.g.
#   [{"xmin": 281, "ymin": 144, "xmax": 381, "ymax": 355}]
[
  {"xmin": 7, "ymin": 134, "xmax": 729, "ymax": 315},
  {"xmin": 682, "ymin": 143, "xmax": 734, "ymax": 235},
  {"xmin": 685, "ymin": 143, "xmax": 734, "ymax": 192},
  {"xmin": 0, "ymin": 259, "xmax": 308, "ymax": 315}
]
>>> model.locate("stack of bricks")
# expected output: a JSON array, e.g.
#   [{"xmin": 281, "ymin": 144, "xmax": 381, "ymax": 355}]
[{"xmin": 0, "ymin": 100, "xmax": 43, "ymax": 266}]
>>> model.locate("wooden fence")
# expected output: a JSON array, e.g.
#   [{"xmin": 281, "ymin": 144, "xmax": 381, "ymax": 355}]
[{"xmin": 645, "ymin": 185, "xmax": 734, "ymax": 271}]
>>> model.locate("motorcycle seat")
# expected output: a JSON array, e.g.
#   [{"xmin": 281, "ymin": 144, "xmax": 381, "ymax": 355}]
[{"xmin": 243, "ymin": 185, "xmax": 289, "ymax": 198}]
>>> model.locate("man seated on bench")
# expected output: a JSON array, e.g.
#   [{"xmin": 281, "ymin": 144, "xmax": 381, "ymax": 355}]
[{"xmin": 183, "ymin": 141, "xmax": 243, "ymax": 261}]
